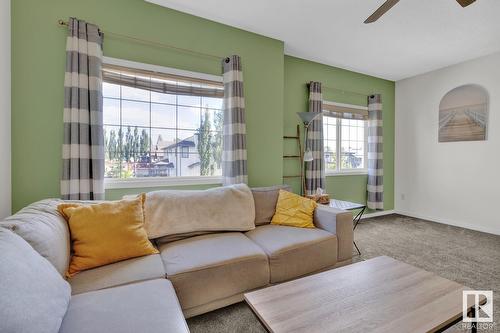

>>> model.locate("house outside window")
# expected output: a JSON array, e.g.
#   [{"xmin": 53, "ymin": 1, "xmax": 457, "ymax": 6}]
[
  {"xmin": 323, "ymin": 101, "xmax": 368, "ymax": 174},
  {"xmin": 102, "ymin": 58, "xmax": 224, "ymax": 188}
]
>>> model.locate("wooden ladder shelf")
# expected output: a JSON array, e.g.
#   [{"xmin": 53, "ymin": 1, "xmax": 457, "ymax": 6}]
[{"xmin": 283, "ymin": 124, "xmax": 305, "ymax": 195}]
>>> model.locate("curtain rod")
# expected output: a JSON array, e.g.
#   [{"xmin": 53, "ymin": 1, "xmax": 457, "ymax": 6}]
[
  {"xmin": 57, "ymin": 19, "xmax": 223, "ymax": 61},
  {"xmin": 307, "ymin": 82, "xmax": 374, "ymax": 98}
]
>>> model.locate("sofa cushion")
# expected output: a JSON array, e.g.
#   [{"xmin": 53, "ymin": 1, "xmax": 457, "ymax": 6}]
[
  {"xmin": 245, "ymin": 224, "xmax": 337, "ymax": 283},
  {"xmin": 159, "ymin": 232, "xmax": 269, "ymax": 311},
  {"xmin": 271, "ymin": 190, "xmax": 317, "ymax": 228},
  {"xmin": 69, "ymin": 254, "xmax": 166, "ymax": 295},
  {"xmin": 58, "ymin": 194, "xmax": 158, "ymax": 277},
  {"xmin": 143, "ymin": 184, "xmax": 256, "ymax": 239},
  {"xmin": 252, "ymin": 185, "xmax": 292, "ymax": 226},
  {"xmin": 155, "ymin": 230, "xmax": 218, "ymax": 246},
  {"xmin": 0, "ymin": 228, "xmax": 71, "ymax": 333},
  {"xmin": 59, "ymin": 279, "xmax": 189, "ymax": 333},
  {"xmin": 0, "ymin": 199, "xmax": 70, "ymax": 275}
]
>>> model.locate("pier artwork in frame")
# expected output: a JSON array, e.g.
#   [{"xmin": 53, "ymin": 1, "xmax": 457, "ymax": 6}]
[{"xmin": 439, "ymin": 84, "xmax": 488, "ymax": 142}]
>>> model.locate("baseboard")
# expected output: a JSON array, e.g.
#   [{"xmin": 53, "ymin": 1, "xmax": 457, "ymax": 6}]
[
  {"xmin": 361, "ymin": 210, "xmax": 395, "ymax": 219},
  {"xmin": 395, "ymin": 210, "xmax": 500, "ymax": 236}
]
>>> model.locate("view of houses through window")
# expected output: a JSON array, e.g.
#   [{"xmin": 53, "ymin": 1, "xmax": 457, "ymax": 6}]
[
  {"xmin": 102, "ymin": 63, "xmax": 224, "ymax": 179},
  {"xmin": 323, "ymin": 115, "xmax": 367, "ymax": 173}
]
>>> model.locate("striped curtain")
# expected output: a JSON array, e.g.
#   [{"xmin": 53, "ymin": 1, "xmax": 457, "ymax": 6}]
[
  {"xmin": 221, "ymin": 55, "xmax": 247, "ymax": 185},
  {"xmin": 61, "ymin": 18, "xmax": 105, "ymax": 200},
  {"xmin": 305, "ymin": 82, "xmax": 325, "ymax": 195},
  {"xmin": 367, "ymin": 94, "xmax": 384, "ymax": 210}
]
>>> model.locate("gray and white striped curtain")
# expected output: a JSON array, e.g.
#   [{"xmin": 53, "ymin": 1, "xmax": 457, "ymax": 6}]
[
  {"xmin": 367, "ymin": 94, "xmax": 383, "ymax": 210},
  {"xmin": 305, "ymin": 82, "xmax": 325, "ymax": 195},
  {"xmin": 61, "ymin": 18, "xmax": 105, "ymax": 200},
  {"xmin": 222, "ymin": 55, "xmax": 247, "ymax": 185}
]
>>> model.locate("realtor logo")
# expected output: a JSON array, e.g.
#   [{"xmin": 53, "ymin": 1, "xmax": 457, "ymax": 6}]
[{"xmin": 463, "ymin": 290, "xmax": 493, "ymax": 323}]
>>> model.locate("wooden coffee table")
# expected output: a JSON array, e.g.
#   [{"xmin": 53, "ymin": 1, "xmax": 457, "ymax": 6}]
[{"xmin": 244, "ymin": 256, "xmax": 485, "ymax": 333}]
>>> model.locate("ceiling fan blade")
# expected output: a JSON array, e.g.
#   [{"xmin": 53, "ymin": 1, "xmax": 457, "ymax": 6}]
[
  {"xmin": 364, "ymin": 0, "xmax": 400, "ymax": 24},
  {"xmin": 456, "ymin": 0, "xmax": 476, "ymax": 7}
]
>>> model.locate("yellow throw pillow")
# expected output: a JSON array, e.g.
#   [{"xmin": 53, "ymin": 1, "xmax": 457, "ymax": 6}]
[
  {"xmin": 271, "ymin": 190, "xmax": 318, "ymax": 228},
  {"xmin": 58, "ymin": 194, "xmax": 158, "ymax": 278}
]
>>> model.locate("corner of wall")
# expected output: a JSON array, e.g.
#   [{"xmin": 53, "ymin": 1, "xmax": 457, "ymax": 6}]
[
  {"xmin": 394, "ymin": 52, "xmax": 500, "ymax": 235},
  {"xmin": 0, "ymin": 0, "xmax": 11, "ymax": 218}
]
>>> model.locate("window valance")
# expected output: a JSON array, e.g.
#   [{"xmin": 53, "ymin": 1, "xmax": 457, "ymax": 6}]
[
  {"xmin": 323, "ymin": 102, "xmax": 368, "ymax": 120},
  {"xmin": 102, "ymin": 64, "xmax": 224, "ymax": 98}
]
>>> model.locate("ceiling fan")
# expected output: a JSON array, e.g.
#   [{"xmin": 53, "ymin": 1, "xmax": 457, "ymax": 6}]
[{"xmin": 364, "ymin": 0, "xmax": 477, "ymax": 24}]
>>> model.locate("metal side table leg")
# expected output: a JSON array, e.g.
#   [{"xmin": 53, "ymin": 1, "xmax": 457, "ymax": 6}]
[
  {"xmin": 353, "ymin": 241, "xmax": 361, "ymax": 256},
  {"xmin": 352, "ymin": 207, "xmax": 366, "ymax": 256}
]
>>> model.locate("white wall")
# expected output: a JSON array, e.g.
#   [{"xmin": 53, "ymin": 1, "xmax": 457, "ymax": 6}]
[
  {"xmin": 395, "ymin": 52, "xmax": 500, "ymax": 235},
  {"xmin": 0, "ymin": 0, "xmax": 11, "ymax": 218}
]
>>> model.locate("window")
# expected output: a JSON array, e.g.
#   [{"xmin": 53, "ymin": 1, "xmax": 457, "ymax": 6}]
[
  {"xmin": 180, "ymin": 146, "xmax": 189, "ymax": 158},
  {"xmin": 102, "ymin": 58, "xmax": 224, "ymax": 185},
  {"xmin": 323, "ymin": 102, "xmax": 368, "ymax": 174}
]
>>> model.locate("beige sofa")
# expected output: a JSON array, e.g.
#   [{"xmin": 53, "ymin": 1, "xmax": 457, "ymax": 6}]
[{"xmin": 0, "ymin": 185, "xmax": 353, "ymax": 333}]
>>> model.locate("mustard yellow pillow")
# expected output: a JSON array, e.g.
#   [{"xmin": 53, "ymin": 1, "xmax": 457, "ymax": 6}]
[
  {"xmin": 58, "ymin": 194, "xmax": 158, "ymax": 278},
  {"xmin": 271, "ymin": 190, "xmax": 318, "ymax": 228}
]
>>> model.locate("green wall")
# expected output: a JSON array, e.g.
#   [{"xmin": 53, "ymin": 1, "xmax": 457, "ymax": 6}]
[
  {"xmin": 11, "ymin": 0, "xmax": 284, "ymax": 211},
  {"xmin": 11, "ymin": 0, "xmax": 394, "ymax": 212},
  {"xmin": 284, "ymin": 56, "xmax": 395, "ymax": 211}
]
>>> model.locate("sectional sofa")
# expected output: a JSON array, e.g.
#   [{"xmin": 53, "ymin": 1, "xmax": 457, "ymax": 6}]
[{"xmin": 0, "ymin": 185, "xmax": 353, "ymax": 333}]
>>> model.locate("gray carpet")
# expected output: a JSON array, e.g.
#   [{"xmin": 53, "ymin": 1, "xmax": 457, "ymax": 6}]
[{"xmin": 187, "ymin": 215, "xmax": 500, "ymax": 332}]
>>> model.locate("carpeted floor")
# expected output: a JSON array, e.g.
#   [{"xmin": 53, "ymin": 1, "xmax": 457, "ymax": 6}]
[{"xmin": 187, "ymin": 214, "xmax": 500, "ymax": 332}]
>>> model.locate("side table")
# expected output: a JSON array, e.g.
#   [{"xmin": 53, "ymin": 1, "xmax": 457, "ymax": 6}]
[{"xmin": 328, "ymin": 199, "xmax": 366, "ymax": 256}]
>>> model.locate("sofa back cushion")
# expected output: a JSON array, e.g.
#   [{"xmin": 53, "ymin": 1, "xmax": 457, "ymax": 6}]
[
  {"xmin": 252, "ymin": 185, "xmax": 292, "ymax": 226},
  {"xmin": 0, "ymin": 227, "xmax": 71, "ymax": 333},
  {"xmin": 144, "ymin": 184, "xmax": 255, "ymax": 239},
  {"xmin": 0, "ymin": 199, "xmax": 70, "ymax": 275}
]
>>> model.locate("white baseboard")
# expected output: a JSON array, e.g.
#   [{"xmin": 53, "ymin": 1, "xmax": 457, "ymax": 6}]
[
  {"xmin": 361, "ymin": 210, "xmax": 395, "ymax": 219},
  {"xmin": 394, "ymin": 210, "xmax": 500, "ymax": 236}
]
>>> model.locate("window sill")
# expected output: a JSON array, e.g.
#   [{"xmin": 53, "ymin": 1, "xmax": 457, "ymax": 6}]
[
  {"xmin": 105, "ymin": 176, "xmax": 223, "ymax": 190},
  {"xmin": 326, "ymin": 170, "xmax": 368, "ymax": 177}
]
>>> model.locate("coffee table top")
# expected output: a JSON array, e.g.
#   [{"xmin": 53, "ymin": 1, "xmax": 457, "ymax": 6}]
[{"xmin": 244, "ymin": 256, "xmax": 481, "ymax": 333}]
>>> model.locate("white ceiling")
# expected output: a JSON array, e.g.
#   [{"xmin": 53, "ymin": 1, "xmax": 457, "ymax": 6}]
[{"xmin": 146, "ymin": 0, "xmax": 500, "ymax": 81}]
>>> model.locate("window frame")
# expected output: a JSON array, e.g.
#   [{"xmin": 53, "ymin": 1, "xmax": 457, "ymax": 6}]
[
  {"xmin": 102, "ymin": 57, "xmax": 224, "ymax": 189},
  {"xmin": 323, "ymin": 101, "xmax": 369, "ymax": 176},
  {"xmin": 180, "ymin": 146, "xmax": 189, "ymax": 158}
]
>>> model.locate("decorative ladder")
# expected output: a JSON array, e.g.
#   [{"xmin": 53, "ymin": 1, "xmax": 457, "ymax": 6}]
[{"xmin": 283, "ymin": 125, "xmax": 306, "ymax": 195}]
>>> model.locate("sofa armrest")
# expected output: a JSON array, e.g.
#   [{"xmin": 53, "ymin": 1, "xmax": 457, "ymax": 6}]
[{"xmin": 314, "ymin": 205, "xmax": 353, "ymax": 262}]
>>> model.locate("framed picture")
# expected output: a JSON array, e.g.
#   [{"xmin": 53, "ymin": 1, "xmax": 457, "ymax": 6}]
[{"xmin": 439, "ymin": 84, "xmax": 488, "ymax": 142}]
